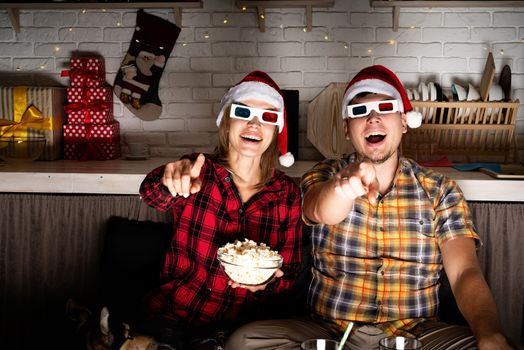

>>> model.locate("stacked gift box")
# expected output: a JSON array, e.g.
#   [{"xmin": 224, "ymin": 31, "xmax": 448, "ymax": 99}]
[{"xmin": 62, "ymin": 57, "xmax": 121, "ymax": 160}]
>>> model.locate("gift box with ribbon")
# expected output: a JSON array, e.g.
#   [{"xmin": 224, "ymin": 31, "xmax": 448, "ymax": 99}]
[
  {"xmin": 0, "ymin": 86, "xmax": 66, "ymax": 160},
  {"xmin": 65, "ymin": 101, "xmax": 113, "ymax": 125},
  {"xmin": 67, "ymin": 86, "xmax": 113, "ymax": 104},
  {"xmin": 61, "ymin": 57, "xmax": 106, "ymax": 88},
  {"xmin": 63, "ymin": 121, "xmax": 121, "ymax": 160}
]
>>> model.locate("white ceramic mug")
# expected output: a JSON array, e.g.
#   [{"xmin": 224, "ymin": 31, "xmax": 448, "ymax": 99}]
[{"xmin": 127, "ymin": 142, "xmax": 149, "ymax": 157}]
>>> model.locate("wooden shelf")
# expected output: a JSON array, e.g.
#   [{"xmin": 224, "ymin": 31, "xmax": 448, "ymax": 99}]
[
  {"xmin": 370, "ymin": 1, "xmax": 524, "ymax": 31},
  {"xmin": 235, "ymin": 0, "xmax": 334, "ymax": 32},
  {"xmin": 0, "ymin": 1, "xmax": 203, "ymax": 33}
]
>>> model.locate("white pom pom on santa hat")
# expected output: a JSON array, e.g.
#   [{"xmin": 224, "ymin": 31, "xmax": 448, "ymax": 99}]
[
  {"xmin": 216, "ymin": 71, "xmax": 295, "ymax": 167},
  {"xmin": 279, "ymin": 152, "xmax": 295, "ymax": 167},
  {"xmin": 341, "ymin": 65, "xmax": 422, "ymax": 128}
]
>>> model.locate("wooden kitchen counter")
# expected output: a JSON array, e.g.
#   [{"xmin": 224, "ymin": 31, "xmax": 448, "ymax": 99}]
[{"xmin": 0, "ymin": 158, "xmax": 523, "ymax": 201}]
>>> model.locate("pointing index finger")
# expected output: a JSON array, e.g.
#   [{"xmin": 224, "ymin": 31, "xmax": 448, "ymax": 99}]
[{"xmin": 190, "ymin": 153, "xmax": 205, "ymax": 178}]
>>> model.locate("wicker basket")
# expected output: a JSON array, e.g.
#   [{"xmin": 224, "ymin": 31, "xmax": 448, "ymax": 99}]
[{"xmin": 401, "ymin": 100, "xmax": 520, "ymax": 163}]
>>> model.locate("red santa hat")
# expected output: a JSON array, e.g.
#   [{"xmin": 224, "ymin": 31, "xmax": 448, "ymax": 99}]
[
  {"xmin": 216, "ymin": 71, "xmax": 294, "ymax": 167},
  {"xmin": 341, "ymin": 65, "xmax": 422, "ymax": 128}
]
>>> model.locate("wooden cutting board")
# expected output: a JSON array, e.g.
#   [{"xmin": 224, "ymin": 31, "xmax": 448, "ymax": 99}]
[
  {"xmin": 480, "ymin": 52, "xmax": 495, "ymax": 102},
  {"xmin": 307, "ymin": 82, "xmax": 354, "ymax": 159}
]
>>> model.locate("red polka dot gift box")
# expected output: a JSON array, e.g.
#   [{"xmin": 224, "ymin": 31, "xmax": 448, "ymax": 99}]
[
  {"xmin": 61, "ymin": 57, "xmax": 106, "ymax": 88},
  {"xmin": 63, "ymin": 121, "xmax": 121, "ymax": 160},
  {"xmin": 67, "ymin": 86, "xmax": 112, "ymax": 104}
]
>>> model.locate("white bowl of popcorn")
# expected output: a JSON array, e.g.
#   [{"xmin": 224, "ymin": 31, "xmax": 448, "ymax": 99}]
[{"xmin": 217, "ymin": 239, "xmax": 283, "ymax": 286}]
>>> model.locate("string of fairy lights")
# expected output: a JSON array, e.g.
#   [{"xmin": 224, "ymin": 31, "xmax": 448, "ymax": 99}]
[{"xmin": 12, "ymin": 6, "xmax": 517, "ymax": 72}]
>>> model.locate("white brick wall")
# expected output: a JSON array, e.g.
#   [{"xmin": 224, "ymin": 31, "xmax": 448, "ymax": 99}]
[{"xmin": 0, "ymin": 0, "xmax": 523, "ymax": 161}]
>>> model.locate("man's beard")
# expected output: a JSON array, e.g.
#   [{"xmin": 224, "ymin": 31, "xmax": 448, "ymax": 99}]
[{"xmin": 357, "ymin": 148, "xmax": 395, "ymax": 165}]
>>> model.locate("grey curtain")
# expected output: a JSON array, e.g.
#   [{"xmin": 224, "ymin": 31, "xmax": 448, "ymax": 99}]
[
  {"xmin": 470, "ymin": 202, "xmax": 524, "ymax": 348},
  {"xmin": 0, "ymin": 194, "xmax": 522, "ymax": 348}
]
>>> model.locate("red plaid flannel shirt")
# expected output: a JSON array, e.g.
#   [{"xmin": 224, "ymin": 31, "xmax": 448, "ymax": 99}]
[{"xmin": 139, "ymin": 154, "xmax": 303, "ymax": 328}]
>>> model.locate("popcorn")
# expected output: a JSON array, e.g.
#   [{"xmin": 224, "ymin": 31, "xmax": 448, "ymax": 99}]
[{"xmin": 217, "ymin": 239, "xmax": 282, "ymax": 285}]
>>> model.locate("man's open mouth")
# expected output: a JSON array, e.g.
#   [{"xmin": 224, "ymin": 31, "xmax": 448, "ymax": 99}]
[{"xmin": 365, "ymin": 131, "xmax": 386, "ymax": 144}]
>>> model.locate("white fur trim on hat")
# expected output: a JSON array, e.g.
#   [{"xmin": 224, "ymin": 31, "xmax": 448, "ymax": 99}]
[
  {"xmin": 406, "ymin": 110, "xmax": 422, "ymax": 128},
  {"xmin": 341, "ymin": 79, "xmax": 405, "ymax": 119},
  {"xmin": 216, "ymin": 81, "xmax": 284, "ymax": 132},
  {"xmin": 279, "ymin": 152, "xmax": 294, "ymax": 167}
]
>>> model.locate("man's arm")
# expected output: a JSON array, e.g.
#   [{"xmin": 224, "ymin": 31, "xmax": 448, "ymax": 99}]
[
  {"xmin": 302, "ymin": 162, "xmax": 379, "ymax": 225},
  {"xmin": 441, "ymin": 237, "xmax": 512, "ymax": 349}
]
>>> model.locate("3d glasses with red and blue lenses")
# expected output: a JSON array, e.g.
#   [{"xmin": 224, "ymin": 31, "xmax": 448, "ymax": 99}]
[
  {"xmin": 230, "ymin": 103, "xmax": 283, "ymax": 128},
  {"xmin": 346, "ymin": 99, "xmax": 399, "ymax": 118}
]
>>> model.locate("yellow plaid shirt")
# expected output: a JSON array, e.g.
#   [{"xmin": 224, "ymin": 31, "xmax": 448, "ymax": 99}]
[{"xmin": 300, "ymin": 155, "xmax": 480, "ymax": 336}]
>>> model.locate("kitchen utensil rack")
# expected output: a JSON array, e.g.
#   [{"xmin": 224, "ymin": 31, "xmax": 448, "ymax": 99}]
[{"xmin": 401, "ymin": 100, "xmax": 520, "ymax": 163}]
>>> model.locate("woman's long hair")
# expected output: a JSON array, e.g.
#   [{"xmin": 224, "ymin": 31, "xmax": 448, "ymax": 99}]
[{"xmin": 212, "ymin": 106, "xmax": 279, "ymax": 189}]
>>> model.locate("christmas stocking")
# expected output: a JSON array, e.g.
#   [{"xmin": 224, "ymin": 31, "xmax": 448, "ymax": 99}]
[{"xmin": 114, "ymin": 9, "xmax": 180, "ymax": 121}]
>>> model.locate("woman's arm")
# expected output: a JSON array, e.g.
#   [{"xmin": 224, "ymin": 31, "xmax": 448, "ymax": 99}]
[
  {"xmin": 139, "ymin": 164, "xmax": 177, "ymax": 212},
  {"xmin": 139, "ymin": 154, "xmax": 206, "ymax": 212}
]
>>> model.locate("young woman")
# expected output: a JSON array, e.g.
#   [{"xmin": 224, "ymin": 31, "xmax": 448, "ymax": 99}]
[{"xmin": 138, "ymin": 71, "xmax": 303, "ymax": 350}]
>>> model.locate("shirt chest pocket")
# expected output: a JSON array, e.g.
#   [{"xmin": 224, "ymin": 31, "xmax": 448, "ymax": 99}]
[{"xmin": 396, "ymin": 216, "xmax": 434, "ymax": 238}]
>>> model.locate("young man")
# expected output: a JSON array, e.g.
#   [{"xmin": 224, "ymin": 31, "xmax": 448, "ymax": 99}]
[{"xmin": 225, "ymin": 66, "xmax": 511, "ymax": 350}]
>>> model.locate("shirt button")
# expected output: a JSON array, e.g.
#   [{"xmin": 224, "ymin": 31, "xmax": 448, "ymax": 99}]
[
  {"xmin": 225, "ymin": 176, "xmax": 231, "ymax": 182},
  {"xmin": 238, "ymin": 208, "xmax": 244, "ymax": 215},
  {"xmin": 419, "ymin": 220, "xmax": 424, "ymax": 225},
  {"xmin": 377, "ymin": 300, "xmax": 382, "ymax": 305},
  {"xmin": 379, "ymin": 227, "xmax": 384, "ymax": 231},
  {"xmin": 381, "ymin": 270, "xmax": 385, "ymax": 276}
]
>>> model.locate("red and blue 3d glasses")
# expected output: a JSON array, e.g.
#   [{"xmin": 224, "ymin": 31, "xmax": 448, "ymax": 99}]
[
  {"xmin": 230, "ymin": 103, "xmax": 283, "ymax": 129},
  {"xmin": 346, "ymin": 99, "xmax": 399, "ymax": 118}
]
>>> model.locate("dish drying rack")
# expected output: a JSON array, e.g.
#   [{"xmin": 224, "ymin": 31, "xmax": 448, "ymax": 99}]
[{"xmin": 401, "ymin": 100, "xmax": 520, "ymax": 163}]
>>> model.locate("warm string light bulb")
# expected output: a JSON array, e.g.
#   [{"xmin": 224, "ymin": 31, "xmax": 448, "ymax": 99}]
[
  {"xmin": 203, "ymin": 32, "xmax": 210, "ymax": 39},
  {"xmin": 223, "ymin": 16, "xmax": 229, "ymax": 24}
]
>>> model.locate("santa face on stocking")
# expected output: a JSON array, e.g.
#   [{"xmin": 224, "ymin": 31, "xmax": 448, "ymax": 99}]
[
  {"xmin": 113, "ymin": 9, "xmax": 180, "ymax": 121},
  {"xmin": 119, "ymin": 50, "xmax": 166, "ymax": 110}
]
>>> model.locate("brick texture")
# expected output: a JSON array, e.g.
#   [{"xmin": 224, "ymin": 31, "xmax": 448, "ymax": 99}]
[{"xmin": 0, "ymin": 0, "xmax": 522, "ymax": 161}]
